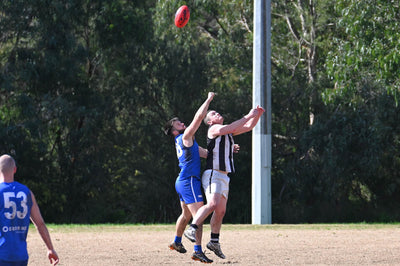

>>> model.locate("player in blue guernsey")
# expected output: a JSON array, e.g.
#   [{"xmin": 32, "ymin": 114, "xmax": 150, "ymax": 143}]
[
  {"xmin": 164, "ymin": 92, "xmax": 215, "ymax": 263},
  {"xmin": 184, "ymin": 105, "xmax": 265, "ymax": 259},
  {"xmin": 175, "ymin": 135, "xmax": 201, "ymax": 182},
  {"xmin": 0, "ymin": 154, "xmax": 59, "ymax": 265}
]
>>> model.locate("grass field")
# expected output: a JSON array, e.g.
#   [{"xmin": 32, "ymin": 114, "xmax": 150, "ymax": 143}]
[{"xmin": 27, "ymin": 223, "xmax": 400, "ymax": 265}]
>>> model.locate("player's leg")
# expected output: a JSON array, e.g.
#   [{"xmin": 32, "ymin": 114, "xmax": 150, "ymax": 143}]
[
  {"xmin": 176, "ymin": 201, "xmax": 191, "ymax": 237},
  {"xmin": 209, "ymin": 172, "xmax": 229, "ymax": 234},
  {"xmin": 184, "ymin": 191, "xmax": 221, "ymax": 245},
  {"xmin": 207, "ymin": 173, "xmax": 229, "ymax": 259},
  {"xmin": 187, "ymin": 201, "xmax": 204, "ymax": 246},
  {"xmin": 170, "ymin": 178, "xmax": 192, "ymax": 253},
  {"xmin": 209, "ymin": 195, "xmax": 227, "ymax": 234},
  {"xmin": 179, "ymin": 176, "xmax": 204, "ymax": 245},
  {"xmin": 185, "ymin": 170, "xmax": 224, "ymax": 243},
  {"xmin": 184, "ymin": 177, "xmax": 213, "ymax": 263},
  {"xmin": 207, "ymin": 196, "xmax": 227, "ymax": 259},
  {"xmin": 169, "ymin": 201, "xmax": 191, "ymax": 253},
  {"xmin": 191, "ymin": 169, "xmax": 222, "ymax": 226},
  {"xmin": 195, "ymin": 192, "xmax": 221, "ymax": 224}
]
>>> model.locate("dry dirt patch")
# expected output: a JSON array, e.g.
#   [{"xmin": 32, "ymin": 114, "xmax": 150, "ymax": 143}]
[{"xmin": 27, "ymin": 224, "xmax": 400, "ymax": 265}]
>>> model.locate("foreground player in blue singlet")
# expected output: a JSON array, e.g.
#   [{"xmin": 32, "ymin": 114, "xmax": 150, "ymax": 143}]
[
  {"xmin": 0, "ymin": 154, "xmax": 59, "ymax": 265},
  {"xmin": 164, "ymin": 92, "xmax": 215, "ymax": 263}
]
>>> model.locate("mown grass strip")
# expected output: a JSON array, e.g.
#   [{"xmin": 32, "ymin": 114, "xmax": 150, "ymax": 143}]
[{"xmin": 30, "ymin": 223, "xmax": 400, "ymax": 233}]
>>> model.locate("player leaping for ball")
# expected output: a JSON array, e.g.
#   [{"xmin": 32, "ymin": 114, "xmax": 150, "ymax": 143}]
[
  {"xmin": 164, "ymin": 92, "xmax": 215, "ymax": 264},
  {"xmin": 184, "ymin": 105, "xmax": 265, "ymax": 259}
]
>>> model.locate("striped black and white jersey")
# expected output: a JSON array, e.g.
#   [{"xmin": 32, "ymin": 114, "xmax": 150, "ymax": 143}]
[{"xmin": 205, "ymin": 132, "xmax": 235, "ymax": 173}]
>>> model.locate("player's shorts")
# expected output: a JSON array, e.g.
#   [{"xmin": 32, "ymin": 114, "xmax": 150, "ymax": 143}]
[
  {"xmin": 175, "ymin": 176, "xmax": 204, "ymax": 204},
  {"xmin": 0, "ymin": 260, "xmax": 28, "ymax": 266},
  {"xmin": 201, "ymin": 169, "xmax": 230, "ymax": 199}
]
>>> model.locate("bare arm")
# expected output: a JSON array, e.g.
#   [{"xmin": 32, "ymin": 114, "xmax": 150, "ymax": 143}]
[
  {"xmin": 233, "ymin": 106, "xmax": 265, "ymax": 136},
  {"xmin": 182, "ymin": 92, "xmax": 215, "ymax": 147},
  {"xmin": 30, "ymin": 192, "xmax": 59, "ymax": 265},
  {"xmin": 208, "ymin": 107, "xmax": 260, "ymax": 138},
  {"xmin": 199, "ymin": 146, "xmax": 208, "ymax": 158}
]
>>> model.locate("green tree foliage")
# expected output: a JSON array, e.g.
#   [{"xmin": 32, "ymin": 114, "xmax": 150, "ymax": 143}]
[
  {"xmin": 154, "ymin": 0, "xmax": 256, "ymax": 222},
  {"xmin": 321, "ymin": 0, "xmax": 400, "ymax": 221},
  {"xmin": 0, "ymin": 0, "xmax": 400, "ymax": 224},
  {"xmin": 326, "ymin": 0, "xmax": 400, "ymax": 101},
  {"xmin": 270, "ymin": 0, "xmax": 400, "ymax": 223}
]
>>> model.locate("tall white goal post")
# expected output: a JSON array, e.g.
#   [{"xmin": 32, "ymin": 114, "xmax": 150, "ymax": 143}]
[{"xmin": 252, "ymin": 0, "xmax": 272, "ymax": 224}]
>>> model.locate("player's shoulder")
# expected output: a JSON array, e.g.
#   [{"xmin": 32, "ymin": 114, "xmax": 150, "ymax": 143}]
[
  {"xmin": 208, "ymin": 124, "xmax": 226, "ymax": 138},
  {"xmin": 175, "ymin": 133, "xmax": 182, "ymax": 141},
  {"xmin": 0, "ymin": 181, "xmax": 30, "ymax": 194},
  {"xmin": 13, "ymin": 181, "xmax": 30, "ymax": 191}
]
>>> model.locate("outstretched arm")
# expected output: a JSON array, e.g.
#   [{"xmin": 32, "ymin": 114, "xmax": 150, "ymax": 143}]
[
  {"xmin": 233, "ymin": 105, "xmax": 265, "ymax": 136},
  {"xmin": 30, "ymin": 192, "xmax": 60, "ymax": 265},
  {"xmin": 208, "ymin": 107, "xmax": 261, "ymax": 138},
  {"xmin": 182, "ymin": 92, "xmax": 215, "ymax": 146}
]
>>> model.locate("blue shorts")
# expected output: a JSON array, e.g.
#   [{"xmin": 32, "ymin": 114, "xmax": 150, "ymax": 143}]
[
  {"xmin": 0, "ymin": 260, "xmax": 28, "ymax": 266},
  {"xmin": 175, "ymin": 176, "xmax": 204, "ymax": 204}
]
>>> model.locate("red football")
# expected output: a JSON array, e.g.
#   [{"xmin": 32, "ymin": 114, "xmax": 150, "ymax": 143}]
[{"xmin": 174, "ymin": 5, "xmax": 190, "ymax": 28}]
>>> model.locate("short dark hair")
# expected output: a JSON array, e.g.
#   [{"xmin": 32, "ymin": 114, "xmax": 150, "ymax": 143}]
[
  {"xmin": 164, "ymin": 117, "xmax": 180, "ymax": 136},
  {"xmin": 203, "ymin": 110, "xmax": 214, "ymax": 125}
]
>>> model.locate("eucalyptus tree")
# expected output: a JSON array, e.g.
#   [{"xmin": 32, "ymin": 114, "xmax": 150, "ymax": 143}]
[
  {"xmin": 0, "ymin": 0, "xmax": 91, "ymax": 221},
  {"xmin": 326, "ymin": 0, "xmax": 400, "ymax": 102},
  {"xmin": 322, "ymin": 0, "xmax": 400, "ymax": 220},
  {"xmin": 0, "ymin": 0, "xmax": 165, "ymax": 222}
]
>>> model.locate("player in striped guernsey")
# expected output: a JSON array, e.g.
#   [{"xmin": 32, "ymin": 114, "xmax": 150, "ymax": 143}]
[
  {"xmin": 205, "ymin": 133, "xmax": 236, "ymax": 173},
  {"xmin": 184, "ymin": 105, "xmax": 265, "ymax": 259}
]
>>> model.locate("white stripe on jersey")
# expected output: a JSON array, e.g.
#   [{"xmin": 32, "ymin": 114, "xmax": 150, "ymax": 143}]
[{"xmin": 206, "ymin": 133, "xmax": 235, "ymax": 173}]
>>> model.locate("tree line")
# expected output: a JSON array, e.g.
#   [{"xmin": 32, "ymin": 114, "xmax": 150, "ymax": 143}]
[{"xmin": 0, "ymin": 0, "xmax": 399, "ymax": 223}]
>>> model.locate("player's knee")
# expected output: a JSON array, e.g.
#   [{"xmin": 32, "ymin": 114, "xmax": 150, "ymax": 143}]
[
  {"xmin": 207, "ymin": 201, "xmax": 218, "ymax": 211},
  {"xmin": 215, "ymin": 208, "xmax": 226, "ymax": 217},
  {"xmin": 182, "ymin": 211, "xmax": 192, "ymax": 222}
]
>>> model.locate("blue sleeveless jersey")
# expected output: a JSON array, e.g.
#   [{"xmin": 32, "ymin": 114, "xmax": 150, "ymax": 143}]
[
  {"xmin": 0, "ymin": 181, "xmax": 32, "ymax": 262},
  {"xmin": 175, "ymin": 134, "xmax": 201, "ymax": 180}
]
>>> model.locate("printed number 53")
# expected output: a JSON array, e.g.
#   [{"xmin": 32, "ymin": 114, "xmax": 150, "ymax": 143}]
[{"xmin": 3, "ymin": 192, "xmax": 28, "ymax": 219}]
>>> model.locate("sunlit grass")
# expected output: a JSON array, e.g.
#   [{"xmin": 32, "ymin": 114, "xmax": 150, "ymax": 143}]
[{"xmin": 30, "ymin": 222, "xmax": 400, "ymax": 233}]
